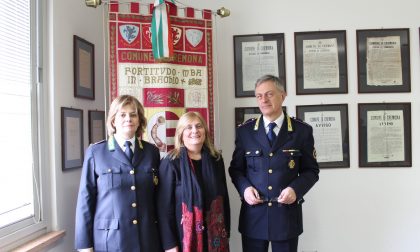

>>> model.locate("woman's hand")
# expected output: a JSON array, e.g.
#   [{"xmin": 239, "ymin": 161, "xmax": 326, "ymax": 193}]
[{"xmin": 166, "ymin": 246, "xmax": 179, "ymax": 252}]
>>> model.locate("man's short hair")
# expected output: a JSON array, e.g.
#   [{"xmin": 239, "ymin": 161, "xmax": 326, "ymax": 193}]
[{"xmin": 255, "ymin": 74, "xmax": 285, "ymax": 92}]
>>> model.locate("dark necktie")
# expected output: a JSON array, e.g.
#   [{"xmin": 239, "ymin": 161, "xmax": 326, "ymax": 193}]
[
  {"xmin": 267, "ymin": 122, "xmax": 277, "ymax": 146},
  {"xmin": 124, "ymin": 141, "xmax": 133, "ymax": 162}
]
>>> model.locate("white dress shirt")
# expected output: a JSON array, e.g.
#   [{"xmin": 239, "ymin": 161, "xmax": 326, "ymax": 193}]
[{"xmin": 262, "ymin": 113, "xmax": 284, "ymax": 136}]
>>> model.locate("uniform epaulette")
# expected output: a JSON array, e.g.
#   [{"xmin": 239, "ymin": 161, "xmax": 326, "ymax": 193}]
[
  {"xmin": 92, "ymin": 139, "xmax": 106, "ymax": 145},
  {"xmin": 237, "ymin": 117, "xmax": 257, "ymax": 128},
  {"xmin": 292, "ymin": 116, "xmax": 311, "ymax": 127},
  {"xmin": 88, "ymin": 139, "xmax": 106, "ymax": 148}
]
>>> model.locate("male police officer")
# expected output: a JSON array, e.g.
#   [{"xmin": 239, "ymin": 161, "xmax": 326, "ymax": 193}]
[{"xmin": 229, "ymin": 75, "xmax": 319, "ymax": 252}]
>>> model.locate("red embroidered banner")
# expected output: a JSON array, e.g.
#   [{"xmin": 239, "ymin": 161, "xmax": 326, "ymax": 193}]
[{"xmin": 108, "ymin": 2, "xmax": 214, "ymax": 155}]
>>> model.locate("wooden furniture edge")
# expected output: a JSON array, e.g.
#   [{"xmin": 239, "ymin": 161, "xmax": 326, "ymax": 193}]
[{"xmin": 11, "ymin": 230, "xmax": 66, "ymax": 252}]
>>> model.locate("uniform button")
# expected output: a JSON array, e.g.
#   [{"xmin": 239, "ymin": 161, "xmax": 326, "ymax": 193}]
[
  {"xmin": 131, "ymin": 186, "xmax": 136, "ymax": 191},
  {"xmin": 132, "ymin": 203, "xmax": 137, "ymax": 208},
  {"xmin": 107, "ymin": 168, "xmax": 112, "ymax": 173},
  {"xmin": 268, "ymin": 186, "xmax": 272, "ymax": 190},
  {"xmin": 130, "ymin": 170, "xmax": 135, "ymax": 175},
  {"xmin": 268, "ymin": 169, "xmax": 273, "ymax": 173},
  {"xmin": 268, "ymin": 202, "xmax": 272, "ymax": 207},
  {"xmin": 132, "ymin": 219, "xmax": 138, "ymax": 225},
  {"xmin": 269, "ymin": 153, "xmax": 273, "ymax": 157}
]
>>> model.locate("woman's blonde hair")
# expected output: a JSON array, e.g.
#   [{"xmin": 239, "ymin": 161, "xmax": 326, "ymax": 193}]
[
  {"xmin": 106, "ymin": 95, "xmax": 147, "ymax": 137},
  {"xmin": 169, "ymin": 111, "xmax": 220, "ymax": 159}
]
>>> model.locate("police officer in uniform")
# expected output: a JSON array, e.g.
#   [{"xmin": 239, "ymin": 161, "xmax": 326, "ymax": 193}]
[
  {"xmin": 75, "ymin": 95, "xmax": 162, "ymax": 252},
  {"xmin": 229, "ymin": 75, "xmax": 319, "ymax": 252}
]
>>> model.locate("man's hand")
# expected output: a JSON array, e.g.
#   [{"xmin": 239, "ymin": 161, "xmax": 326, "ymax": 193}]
[
  {"xmin": 244, "ymin": 186, "xmax": 263, "ymax": 205},
  {"xmin": 278, "ymin": 187, "xmax": 297, "ymax": 204}
]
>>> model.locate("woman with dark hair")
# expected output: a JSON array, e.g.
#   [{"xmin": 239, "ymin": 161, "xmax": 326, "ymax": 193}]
[
  {"xmin": 75, "ymin": 95, "xmax": 162, "ymax": 252},
  {"xmin": 157, "ymin": 111, "xmax": 230, "ymax": 252}
]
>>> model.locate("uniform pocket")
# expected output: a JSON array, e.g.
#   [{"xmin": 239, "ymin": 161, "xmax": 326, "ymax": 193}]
[
  {"xmin": 95, "ymin": 218, "xmax": 119, "ymax": 230},
  {"xmin": 244, "ymin": 149, "xmax": 263, "ymax": 172},
  {"xmin": 94, "ymin": 219, "xmax": 120, "ymax": 251},
  {"xmin": 281, "ymin": 149, "xmax": 302, "ymax": 158},
  {"xmin": 100, "ymin": 166, "xmax": 122, "ymax": 190},
  {"xmin": 281, "ymin": 149, "xmax": 302, "ymax": 170}
]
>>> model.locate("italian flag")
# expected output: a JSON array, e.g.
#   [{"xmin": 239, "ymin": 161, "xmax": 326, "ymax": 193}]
[{"xmin": 152, "ymin": 0, "xmax": 174, "ymax": 59}]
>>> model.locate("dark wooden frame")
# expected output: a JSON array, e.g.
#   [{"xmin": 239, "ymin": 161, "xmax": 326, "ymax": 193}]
[
  {"xmin": 296, "ymin": 104, "xmax": 349, "ymax": 168},
  {"xmin": 294, "ymin": 30, "xmax": 348, "ymax": 95},
  {"xmin": 234, "ymin": 33, "xmax": 286, "ymax": 97},
  {"xmin": 88, "ymin": 110, "xmax": 106, "ymax": 144},
  {"xmin": 356, "ymin": 28, "xmax": 410, "ymax": 93},
  {"xmin": 235, "ymin": 107, "xmax": 261, "ymax": 128},
  {"xmin": 358, "ymin": 103, "xmax": 411, "ymax": 167},
  {"xmin": 74, "ymin": 35, "xmax": 95, "ymax": 99},
  {"xmin": 61, "ymin": 107, "xmax": 84, "ymax": 170}
]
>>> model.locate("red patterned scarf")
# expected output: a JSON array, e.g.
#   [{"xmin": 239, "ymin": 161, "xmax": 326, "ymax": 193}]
[{"xmin": 180, "ymin": 147, "xmax": 229, "ymax": 252}]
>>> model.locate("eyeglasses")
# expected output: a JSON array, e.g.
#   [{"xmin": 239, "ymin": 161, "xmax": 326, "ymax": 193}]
[
  {"xmin": 260, "ymin": 196, "xmax": 279, "ymax": 203},
  {"xmin": 255, "ymin": 91, "xmax": 275, "ymax": 100}
]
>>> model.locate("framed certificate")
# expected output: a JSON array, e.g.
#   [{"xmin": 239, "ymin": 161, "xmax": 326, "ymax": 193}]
[
  {"xmin": 358, "ymin": 103, "xmax": 411, "ymax": 167},
  {"xmin": 235, "ymin": 107, "xmax": 261, "ymax": 128},
  {"xmin": 74, "ymin": 35, "xmax": 95, "ymax": 99},
  {"xmin": 61, "ymin": 107, "xmax": 84, "ymax": 170},
  {"xmin": 357, "ymin": 28, "xmax": 410, "ymax": 93},
  {"xmin": 234, "ymin": 33, "xmax": 286, "ymax": 97},
  {"xmin": 296, "ymin": 104, "xmax": 349, "ymax": 168},
  {"xmin": 88, "ymin": 110, "xmax": 106, "ymax": 144},
  {"xmin": 294, "ymin": 30, "xmax": 348, "ymax": 95}
]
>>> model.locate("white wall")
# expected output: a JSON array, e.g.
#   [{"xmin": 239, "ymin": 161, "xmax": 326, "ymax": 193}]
[
  {"xmin": 47, "ymin": 0, "xmax": 105, "ymax": 250},
  {"xmin": 46, "ymin": 0, "xmax": 420, "ymax": 251}
]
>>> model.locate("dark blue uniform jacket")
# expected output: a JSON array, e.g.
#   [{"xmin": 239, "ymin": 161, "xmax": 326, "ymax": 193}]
[
  {"xmin": 229, "ymin": 114, "xmax": 319, "ymax": 241},
  {"xmin": 75, "ymin": 137, "xmax": 162, "ymax": 251}
]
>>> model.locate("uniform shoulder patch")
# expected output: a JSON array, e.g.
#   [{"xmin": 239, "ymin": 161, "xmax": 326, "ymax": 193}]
[{"xmin": 237, "ymin": 117, "xmax": 256, "ymax": 128}]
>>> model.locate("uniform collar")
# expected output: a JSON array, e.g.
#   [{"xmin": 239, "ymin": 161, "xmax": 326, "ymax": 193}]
[
  {"xmin": 254, "ymin": 112, "xmax": 293, "ymax": 133},
  {"xmin": 263, "ymin": 113, "xmax": 284, "ymax": 130},
  {"xmin": 113, "ymin": 134, "xmax": 136, "ymax": 151}
]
